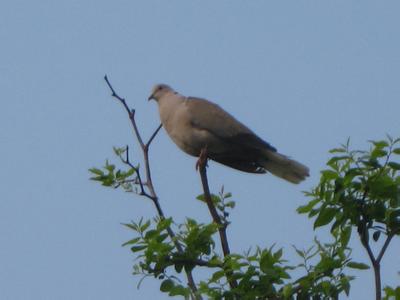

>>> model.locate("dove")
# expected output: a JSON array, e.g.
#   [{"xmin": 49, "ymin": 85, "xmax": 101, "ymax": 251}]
[{"xmin": 148, "ymin": 84, "xmax": 309, "ymax": 183}]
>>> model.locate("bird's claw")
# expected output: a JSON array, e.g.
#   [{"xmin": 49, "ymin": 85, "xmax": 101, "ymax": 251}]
[{"xmin": 196, "ymin": 147, "xmax": 208, "ymax": 170}]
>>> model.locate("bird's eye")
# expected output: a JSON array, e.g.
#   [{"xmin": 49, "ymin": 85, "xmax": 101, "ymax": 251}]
[{"xmin": 158, "ymin": 86, "xmax": 163, "ymax": 90}]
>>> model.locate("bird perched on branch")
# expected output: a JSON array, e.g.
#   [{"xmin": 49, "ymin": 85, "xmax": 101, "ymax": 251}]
[{"xmin": 148, "ymin": 84, "xmax": 309, "ymax": 184}]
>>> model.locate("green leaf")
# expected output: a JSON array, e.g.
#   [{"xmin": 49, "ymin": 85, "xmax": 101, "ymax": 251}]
[
  {"xmin": 113, "ymin": 146, "xmax": 126, "ymax": 156},
  {"xmin": 297, "ymin": 198, "xmax": 320, "ymax": 214},
  {"xmin": 371, "ymin": 148, "xmax": 387, "ymax": 158},
  {"xmin": 327, "ymin": 156, "xmax": 350, "ymax": 167},
  {"xmin": 371, "ymin": 140, "xmax": 389, "ymax": 148},
  {"xmin": 156, "ymin": 233, "xmax": 169, "ymax": 243},
  {"xmin": 122, "ymin": 222, "xmax": 138, "ymax": 231},
  {"xmin": 373, "ymin": 231, "xmax": 381, "ymax": 242},
  {"xmin": 211, "ymin": 194, "xmax": 220, "ymax": 204},
  {"xmin": 347, "ymin": 262, "xmax": 370, "ymax": 270},
  {"xmin": 157, "ymin": 218, "xmax": 173, "ymax": 231},
  {"xmin": 273, "ymin": 248, "xmax": 283, "ymax": 261},
  {"xmin": 225, "ymin": 201, "xmax": 236, "ymax": 208},
  {"xmin": 125, "ymin": 168, "xmax": 136, "ymax": 177},
  {"xmin": 196, "ymin": 193, "xmax": 219, "ymax": 204},
  {"xmin": 260, "ymin": 250, "xmax": 274, "ymax": 273},
  {"xmin": 340, "ymin": 276, "xmax": 351, "ymax": 296},
  {"xmin": 196, "ymin": 194, "xmax": 205, "ymax": 201},
  {"xmin": 340, "ymin": 226, "xmax": 352, "ymax": 247},
  {"xmin": 368, "ymin": 175, "xmax": 397, "ymax": 199},
  {"xmin": 383, "ymin": 286, "xmax": 400, "ymax": 299},
  {"xmin": 392, "ymin": 148, "xmax": 400, "ymax": 155},
  {"xmin": 210, "ymin": 270, "xmax": 225, "ymax": 282},
  {"xmin": 174, "ymin": 263, "xmax": 183, "ymax": 273},
  {"xmin": 321, "ymin": 170, "xmax": 339, "ymax": 180},
  {"xmin": 122, "ymin": 237, "xmax": 141, "ymax": 247},
  {"xmin": 130, "ymin": 245, "xmax": 147, "ymax": 253},
  {"xmin": 224, "ymin": 192, "xmax": 232, "ymax": 198},
  {"xmin": 329, "ymin": 148, "xmax": 347, "ymax": 153},
  {"xmin": 169, "ymin": 285, "xmax": 189, "ymax": 296},
  {"xmin": 160, "ymin": 279, "xmax": 174, "ymax": 292},
  {"xmin": 293, "ymin": 246, "xmax": 305, "ymax": 259},
  {"xmin": 89, "ymin": 168, "xmax": 104, "ymax": 175},
  {"xmin": 144, "ymin": 229, "xmax": 158, "ymax": 239},
  {"xmin": 282, "ymin": 284, "xmax": 293, "ymax": 298},
  {"xmin": 141, "ymin": 220, "xmax": 151, "ymax": 232},
  {"xmin": 314, "ymin": 207, "xmax": 337, "ymax": 229},
  {"xmin": 388, "ymin": 162, "xmax": 400, "ymax": 170},
  {"xmin": 361, "ymin": 158, "xmax": 381, "ymax": 169},
  {"xmin": 105, "ymin": 162, "xmax": 115, "ymax": 172},
  {"xmin": 388, "ymin": 210, "xmax": 400, "ymax": 231}
]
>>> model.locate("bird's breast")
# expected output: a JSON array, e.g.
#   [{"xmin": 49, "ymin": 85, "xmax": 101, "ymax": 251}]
[{"xmin": 161, "ymin": 105, "xmax": 217, "ymax": 157}]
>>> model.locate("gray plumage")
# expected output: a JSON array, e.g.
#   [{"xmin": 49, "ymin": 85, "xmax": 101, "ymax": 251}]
[{"xmin": 148, "ymin": 84, "xmax": 309, "ymax": 184}]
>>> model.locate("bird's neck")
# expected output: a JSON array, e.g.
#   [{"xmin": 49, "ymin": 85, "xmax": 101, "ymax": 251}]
[{"xmin": 158, "ymin": 93, "xmax": 185, "ymax": 124}]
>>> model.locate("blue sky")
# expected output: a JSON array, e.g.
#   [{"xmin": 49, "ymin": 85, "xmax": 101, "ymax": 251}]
[{"xmin": 1, "ymin": 1, "xmax": 399, "ymax": 299}]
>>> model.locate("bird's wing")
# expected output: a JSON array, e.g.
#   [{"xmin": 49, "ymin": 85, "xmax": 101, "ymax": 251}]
[{"xmin": 186, "ymin": 97, "xmax": 277, "ymax": 152}]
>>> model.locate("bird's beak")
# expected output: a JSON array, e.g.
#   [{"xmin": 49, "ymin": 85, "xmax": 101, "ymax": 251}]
[{"xmin": 148, "ymin": 93, "xmax": 154, "ymax": 101}]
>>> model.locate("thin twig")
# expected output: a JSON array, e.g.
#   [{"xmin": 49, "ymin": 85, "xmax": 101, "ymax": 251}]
[
  {"xmin": 360, "ymin": 229, "xmax": 376, "ymax": 264},
  {"xmin": 146, "ymin": 124, "xmax": 163, "ymax": 148},
  {"xmin": 376, "ymin": 232, "xmax": 394, "ymax": 264},
  {"xmin": 104, "ymin": 75, "xmax": 200, "ymax": 299},
  {"xmin": 121, "ymin": 145, "xmax": 155, "ymax": 200}
]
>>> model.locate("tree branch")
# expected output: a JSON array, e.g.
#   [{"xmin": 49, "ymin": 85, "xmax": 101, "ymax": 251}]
[
  {"xmin": 197, "ymin": 149, "xmax": 237, "ymax": 289},
  {"xmin": 376, "ymin": 232, "xmax": 394, "ymax": 264},
  {"xmin": 104, "ymin": 75, "xmax": 200, "ymax": 299},
  {"xmin": 198, "ymin": 164, "xmax": 230, "ymax": 256}
]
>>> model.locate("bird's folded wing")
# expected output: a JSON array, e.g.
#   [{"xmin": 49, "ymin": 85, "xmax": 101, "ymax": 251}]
[{"xmin": 186, "ymin": 97, "xmax": 276, "ymax": 152}]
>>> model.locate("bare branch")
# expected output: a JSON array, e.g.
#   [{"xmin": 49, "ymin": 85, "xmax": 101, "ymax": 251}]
[
  {"xmin": 104, "ymin": 75, "xmax": 200, "ymax": 299},
  {"xmin": 104, "ymin": 75, "xmax": 146, "ymax": 147},
  {"xmin": 376, "ymin": 232, "xmax": 394, "ymax": 264},
  {"xmin": 197, "ymin": 149, "xmax": 237, "ymax": 289},
  {"xmin": 146, "ymin": 124, "xmax": 163, "ymax": 148}
]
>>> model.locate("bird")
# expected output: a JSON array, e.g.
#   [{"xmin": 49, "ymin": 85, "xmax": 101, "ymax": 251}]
[{"xmin": 148, "ymin": 84, "xmax": 309, "ymax": 184}]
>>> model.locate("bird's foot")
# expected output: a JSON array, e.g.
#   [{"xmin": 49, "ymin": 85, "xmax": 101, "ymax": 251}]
[{"xmin": 196, "ymin": 147, "xmax": 209, "ymax": 170}]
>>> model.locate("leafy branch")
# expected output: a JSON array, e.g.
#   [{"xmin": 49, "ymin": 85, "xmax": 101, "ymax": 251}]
[
  {"xmin": 299, "ymin": 135, "xmax": 400, "ymax": 300},
  {"xmin": 99, "ymin": 75, "xmax": 199, "ymax": 299}
]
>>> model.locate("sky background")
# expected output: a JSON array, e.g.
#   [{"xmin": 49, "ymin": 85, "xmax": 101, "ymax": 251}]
[{"xmin": 1, "ymin": 1, "xmax": 399, "ymax": 299}]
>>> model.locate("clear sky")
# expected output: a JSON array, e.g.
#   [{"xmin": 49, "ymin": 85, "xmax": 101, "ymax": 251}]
[{"xmin": 1, "ymin": 1, "xmax": 399, "ymax": 299}]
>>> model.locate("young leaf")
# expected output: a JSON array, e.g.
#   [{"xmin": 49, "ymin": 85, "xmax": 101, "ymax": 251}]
[
  {"xmin": 169, "ymin": 285, "xmax": 189, "ymax": 296},
  {"xmin": 210, "ymin": 270, "xmax": 225, "ymax": 282},
  {"xmin": 89, "ymin": 168, "xmax": 104, "ymax": 175},
  {"xmin": 314, "ymin": 207, "xmax": 337, "ymax": 229},
  {"xmin": 329, "ymin": 148, "xmax": 347, "ymax": 153},
  {"xmin": 297, "ymin": 198, "xmax": 320, "ymax": 214},
  {"xmin": 372, "ymin": 231, "xmax": 381, "ymax": 242},
  {"xmin": 160, "ymin": 279, "xmax": 174, "ymax": 292},
  {"xmin": 388, "ymin": 162, "xmax": 400, "ymax": 170},
  {"xmin": 122, "ymin": 237, "xmax": 141, "ymax": 247},
  {"xmin": 130, "ymin": 245, "xmax": 147, "ymax": 253},
  {"xmin": 340, "ymin": 226, "xmax": 352, "ymax": 247},
  {"xmin": 371, "ymin": 140, "xmax": 389, "ymax": 148},
  {"xmin": 321, "ymin": 170, "xmax": 339, "ymax": 181},
  {"xmin": 347, "ymin": 262, "xmax": 370, "ymax": 270}
]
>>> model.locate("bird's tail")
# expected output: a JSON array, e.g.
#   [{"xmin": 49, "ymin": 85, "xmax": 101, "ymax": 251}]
[{"xmin": 261, "ymin": 151, "xmax": 309, "ymax": 184}]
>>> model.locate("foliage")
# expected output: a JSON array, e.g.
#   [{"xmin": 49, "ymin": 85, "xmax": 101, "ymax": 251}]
[
  {"xmin": 119, "ymin": 212, "xmax": 355, "ymax": 299},
  {"xmin": 299, "ymin": 136, "xmax": 400, "ymax": 241},
  {"xmin": 383, "ymin": 284, "xmax": 400, "ymax": 300},
  {"xmin": 90, "ymin": 136, "xmax": 400, "ymax": 299},
  {"xmin": 299, "ymin": 135, "xmax": 400, "ymax": 300}
]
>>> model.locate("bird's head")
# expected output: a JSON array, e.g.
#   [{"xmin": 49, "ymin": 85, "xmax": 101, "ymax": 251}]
[{"xmin": 148, "ymin": 84, "xmax": 174, "ymax": 101}]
